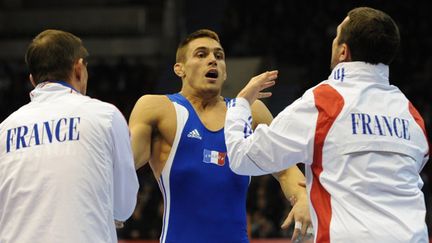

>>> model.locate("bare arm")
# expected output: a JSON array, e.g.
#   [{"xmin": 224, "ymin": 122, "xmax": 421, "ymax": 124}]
[
  {"xmin": 273, "ymin": 169, "xmax": 307, "ymax": 206},
  {"xmin": 273, "ymin": 168, "xmax": 310, "ymax": 230},
  {"xmin": 129, "ymin": 95, "xmax": 159, "ymax": 169}
]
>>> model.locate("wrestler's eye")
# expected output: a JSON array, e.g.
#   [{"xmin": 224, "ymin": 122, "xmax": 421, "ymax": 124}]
[
  {"xmin": 215, "ymin": 52, "xmax": 224, "ymax": 60},
  {"xmin": 197, "ymin": 51, "xmax": 207, "ymax": 58}
]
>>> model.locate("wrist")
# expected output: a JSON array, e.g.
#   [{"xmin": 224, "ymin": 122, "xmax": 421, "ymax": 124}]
[
  {"xmin": 236, "ymin": 92, "xmax": 253, "ymax": 105},
  {"xmin": 290, "ymin": 191, "xmax": 308, "ymax": 205}
]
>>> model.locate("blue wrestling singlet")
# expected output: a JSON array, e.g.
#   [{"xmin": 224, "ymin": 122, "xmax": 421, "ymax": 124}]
[{"xmin": 158, "ymin": 93, "xmax": 250, "ymax": 243}]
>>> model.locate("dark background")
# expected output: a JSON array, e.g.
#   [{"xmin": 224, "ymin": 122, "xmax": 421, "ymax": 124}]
[{"xmin": 0, "ymin": 0, "xmax": 430, "ymax": 239}]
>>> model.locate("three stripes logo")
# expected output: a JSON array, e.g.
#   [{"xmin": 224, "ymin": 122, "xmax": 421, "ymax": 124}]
[
  {"xmin": 244, "ymin": 116, "xmax": 253, "ymax": 138},
  {"xmin": 187, "ymin": 129, "xmax": 202, "ymax": 140},
  {"xmin": 228, "ymin": 98, "xmax": 236, "ymax": 108}
]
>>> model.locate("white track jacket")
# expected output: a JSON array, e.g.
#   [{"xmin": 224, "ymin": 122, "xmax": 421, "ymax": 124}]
[
  {"xmin": 225, "ymin": 62, "xmax": 429, "ymax": 243},
  {"xmin": 0, "ymin": 82, "xmax": 139, "ymax": 243}
]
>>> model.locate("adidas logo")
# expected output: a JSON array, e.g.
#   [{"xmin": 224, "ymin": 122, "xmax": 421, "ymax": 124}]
[{"xmin": 187, "ymin": 129, "xmax": 202, "ymax": 140}]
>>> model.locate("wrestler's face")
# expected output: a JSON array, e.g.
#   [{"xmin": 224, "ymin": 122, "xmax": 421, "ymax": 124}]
[
  {"xmin": 330, "ymin": 17, "xmax": 349, "ymax": 70},
  {"xmin": 179, "ymin": 37, "xmax": 227, "ymax": 96}
]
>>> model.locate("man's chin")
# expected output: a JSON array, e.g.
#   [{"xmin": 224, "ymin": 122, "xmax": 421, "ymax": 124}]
[
  {"xmin": 200, "ymin": 86, "xmax": 221, "ymax": 96},
  {"xmin": 206, "ymin": 87, "xmax": 220, "ymax": 93}
]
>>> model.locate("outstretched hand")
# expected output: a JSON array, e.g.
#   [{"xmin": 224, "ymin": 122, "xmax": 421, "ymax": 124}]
[
  {"xmin": 280, "ymin": 191, "xmax": 312, "ymax": 242},
  {"xmin": 237, "ymin": 70, "xmax": 278, "ymax": 105}
]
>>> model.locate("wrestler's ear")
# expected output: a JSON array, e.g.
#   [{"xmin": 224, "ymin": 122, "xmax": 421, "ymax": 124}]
[
  {"xmin": 29, "ymin": 74, "xmax": 36, "ymax": 87},
  {"xmin": 339, "ymin": 43, "xmax": 352, "ymax": 62},
  {"xmin": 174, "ymin": 63, "xmax": 185, "ymax": 78}
]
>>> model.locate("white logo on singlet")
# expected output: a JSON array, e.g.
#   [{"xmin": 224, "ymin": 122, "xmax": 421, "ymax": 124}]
[{"xmin": 187, "ymin": 129, "xmax": 202, "ymax": 140}]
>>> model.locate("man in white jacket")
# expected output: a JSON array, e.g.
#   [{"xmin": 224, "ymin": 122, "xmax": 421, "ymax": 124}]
[
  {"xmin": 0, "ymin": 29, "xmax": 139, "ymax": 243},
  {"xmin": 225, "ymin": 7, "xmax": 429, "ymax": 243}
]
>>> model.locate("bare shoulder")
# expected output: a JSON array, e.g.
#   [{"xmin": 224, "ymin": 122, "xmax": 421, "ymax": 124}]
[
  {"xmin": 251, "ymin": 100, "xmax": 273, "ymax": 127},
  {"xmin": 134, "ymin": 94, "xmax": 171, "ymax": 108},
  {"xmin": 130, "ymin": 94, "xmax": 173, "ymax": 124}
]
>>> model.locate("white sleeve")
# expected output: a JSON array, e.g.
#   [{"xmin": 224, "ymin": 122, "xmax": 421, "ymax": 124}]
[
  {"xmin": 420, "ymin": 154, "xmax": 429, "ymax": 172},
  {"xmin": 110, "ymin": 109, "xmax": 139, "ymax": 221},
  {"xmin": 225, "ymin": 96, "xmax": 317, "ymax": 176}
]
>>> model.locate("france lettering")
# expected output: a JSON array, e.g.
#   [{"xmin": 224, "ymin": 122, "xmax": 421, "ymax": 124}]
[{"xmin": 5, "ymin": 117, "xmax": 81, "ymax": 153}]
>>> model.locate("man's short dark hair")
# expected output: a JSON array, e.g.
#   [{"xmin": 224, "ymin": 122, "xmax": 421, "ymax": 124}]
[
  {"xmin": 176, "ymin": 29, "xmax": 220, "ymax": 63},
  {"xmin": 339, "ymin": 7, "xmax": 400, "ymax": 65},
  {"xmin": 25, "ymin": 29, "xmax": 89, "ymax": 84}
]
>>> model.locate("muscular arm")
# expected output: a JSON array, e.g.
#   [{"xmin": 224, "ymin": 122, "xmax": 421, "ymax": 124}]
[{"xmin": 129, "ymin": 95, "xmax": 159, "ymax": 169}]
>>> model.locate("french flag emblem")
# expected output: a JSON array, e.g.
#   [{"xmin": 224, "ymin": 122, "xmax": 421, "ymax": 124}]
[{"xmin": 203, "ymin": 149, "xmax": 226, "ymax": 166}]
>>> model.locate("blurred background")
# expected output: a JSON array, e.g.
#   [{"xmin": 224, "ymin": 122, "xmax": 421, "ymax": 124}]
[{"xmin": 0, "ymin": 0, "xmax": 430, "ymax": 241}]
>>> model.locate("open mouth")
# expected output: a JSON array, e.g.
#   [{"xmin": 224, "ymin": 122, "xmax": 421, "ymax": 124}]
[{"xmin": 205, "ymin": 70, "xmax": 219, "ymax": 79}]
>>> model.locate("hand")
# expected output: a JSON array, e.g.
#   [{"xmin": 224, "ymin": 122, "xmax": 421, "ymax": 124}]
[
  {"xmin": 237, "ymin": 70, "xmax": 278, "ymax": 105},
  {"xmin": 280, "ymin": 193, "xmax": 312, "ymax": 242},
  {"xmin": 115, "ymin": 220, "xmax": 124, "ymax": 229}
]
